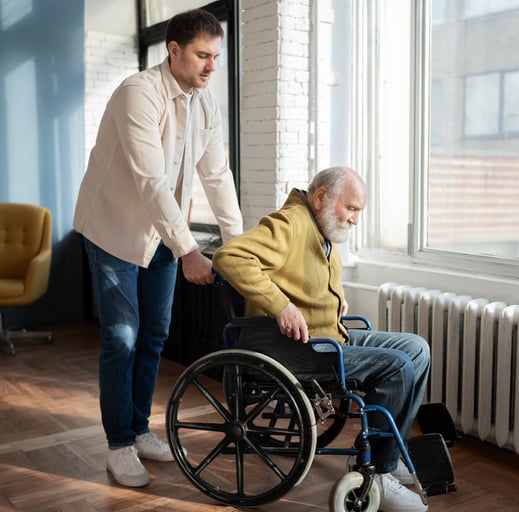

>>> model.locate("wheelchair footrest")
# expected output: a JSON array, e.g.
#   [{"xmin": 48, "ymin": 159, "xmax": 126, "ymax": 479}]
[
  {"xmin": 407, "ymin": 433, "xmax": 457, "ymax": 496},
  {"xmin": 416, "ymin": 402, "xmax": 461, "ymax": 446}
]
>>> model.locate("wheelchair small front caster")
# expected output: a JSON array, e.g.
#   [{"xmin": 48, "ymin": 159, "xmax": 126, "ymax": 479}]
[{"xmin": 329, "ymin": 472, "xmax": 380, "ymax": 512}]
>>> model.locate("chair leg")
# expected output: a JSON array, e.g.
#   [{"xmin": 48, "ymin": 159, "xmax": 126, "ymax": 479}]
[
  {"xmin": 0, "ymin": 311, "xmax": 52, "ymax": 355},
  {"xmin": 0, "ymin": 333, "xmax": 16, "ymax": 355},
  {"xmin": 0, "ymin": 313, "xmax": 15, "ymax": 355}
]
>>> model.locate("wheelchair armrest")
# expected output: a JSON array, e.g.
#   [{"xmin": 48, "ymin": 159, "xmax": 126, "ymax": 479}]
[
  {"xmin": 342, "ymin": 315, "xmax": 372, "ymax": 330},
  {"xmin": 307, "ymin": 337, "xmax": 347, "ymax": 391}
]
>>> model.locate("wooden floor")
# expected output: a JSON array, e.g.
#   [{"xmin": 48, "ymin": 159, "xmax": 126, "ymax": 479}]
[{"xmin": 1, "ymin": 322, "xmax": 519, "ymax": 512}]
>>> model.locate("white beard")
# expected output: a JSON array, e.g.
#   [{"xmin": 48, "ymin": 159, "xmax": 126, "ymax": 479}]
[{"xmin": 316, "ymin": 202, "xmax": 351, "ymax": 243}]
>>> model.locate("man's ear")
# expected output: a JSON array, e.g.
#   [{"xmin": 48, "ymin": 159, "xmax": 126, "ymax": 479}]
[
  {"xmin": 167, "ymin": 41, "xmax": 180, "ymax": 60},
  {"xmin": 312, "ymin": 186, "xmax": 328, "ymax": 211}
]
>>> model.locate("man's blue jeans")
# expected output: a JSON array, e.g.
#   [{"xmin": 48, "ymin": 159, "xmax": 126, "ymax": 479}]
[
  {"xmin": 84, "ymin": 238, "xmax": 178, "ymax": 448},
  {"xmin": 344, "ymin": 329, "xmax": 430, "ymax": 473}
]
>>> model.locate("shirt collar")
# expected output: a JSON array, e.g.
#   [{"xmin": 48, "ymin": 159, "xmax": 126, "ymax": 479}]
[
  {"xmin": 292, "ymin": 188, "xmax": 332, "ymax": 254},
  {"xmin": 159, "ymin": 57, "xmax": 202, "ymax": 101}
]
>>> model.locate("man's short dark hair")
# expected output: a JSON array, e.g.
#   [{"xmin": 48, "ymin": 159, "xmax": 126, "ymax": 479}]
[{"xmin": 165, "ymin": 9, "xmax": 224, "ymax": 48}]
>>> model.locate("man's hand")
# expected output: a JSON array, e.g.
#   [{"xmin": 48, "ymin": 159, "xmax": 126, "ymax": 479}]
[
  {"xmin": 181, "ymin": 249, "xmax": 214, "ymax": 285},
  {"xmin": 276, "ymin": 302, "xmax": 309, "ymax": 343}
]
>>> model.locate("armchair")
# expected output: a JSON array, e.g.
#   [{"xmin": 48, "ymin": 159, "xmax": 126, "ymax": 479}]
[{"xmin": 0, "ymin": 203, "xmax": 52, "ymax": 354}]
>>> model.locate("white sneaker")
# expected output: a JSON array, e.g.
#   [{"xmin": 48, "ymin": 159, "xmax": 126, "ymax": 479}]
[
  {"xmin": 107, "ymin": 446, "xmax": 150, "ymax": 487},
  {"xmin": 348, "ymin": 456, "xmax": 414, "ymax": 485},
  {"xmin": 136, "ymin": 432, "xmax": 174, "ymax": 462},
  {"xmin": 391, "ymin": 458, "xmax": 414, "ymax": 485},
  {"xmin": 375, "ymin": 473, "xmax": 428, "ymax": 512}
]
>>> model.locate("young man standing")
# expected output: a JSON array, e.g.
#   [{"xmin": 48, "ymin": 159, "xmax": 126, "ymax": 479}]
[{"xmin": 74, "ymin": 9, "xmax": 242, "ymax": 487}]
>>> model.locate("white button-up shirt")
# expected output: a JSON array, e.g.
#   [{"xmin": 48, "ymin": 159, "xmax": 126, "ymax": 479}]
[{"xmin": 73, "ymin": 58, "xmax": 243, "ymax": 267}]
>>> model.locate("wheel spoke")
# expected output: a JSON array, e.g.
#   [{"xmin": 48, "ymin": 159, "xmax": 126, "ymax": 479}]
[
  {"xmin": 234, "ymin": 440, "xmax": 245, "ymax": 496},
  {"xmin": 242, "ymin": 435, "xmax": 288, "ymax": 482},
  {"xmin": 193, "ymin": 436, "xmax": 232, "ymax": 476},
  {"xmin": 248, "ymin": 424, "xmax": 302, "ymax": 439},
  {"xmin": 192, "ymin": 376, "xmax": 232, "ymax": 422},
  {"xmin": 174, "ymin": 420, "xmax": 226, "ymax": 433}
]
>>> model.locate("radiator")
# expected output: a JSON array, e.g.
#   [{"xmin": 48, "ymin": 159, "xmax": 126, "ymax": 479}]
[{"xmin": 378, "ymin": 282, "xmax": 519, "ymax": 453}]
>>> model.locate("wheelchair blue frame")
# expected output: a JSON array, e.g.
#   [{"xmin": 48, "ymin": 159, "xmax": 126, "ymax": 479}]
[{"xmin": 221, "ymin": 314, "xmax": 426, "ymax": 504}]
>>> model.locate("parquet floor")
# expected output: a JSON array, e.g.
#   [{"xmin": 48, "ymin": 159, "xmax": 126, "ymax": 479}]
[{"xmin": 1, "ymin": 322, "xmax": 519, "ymax": 511}]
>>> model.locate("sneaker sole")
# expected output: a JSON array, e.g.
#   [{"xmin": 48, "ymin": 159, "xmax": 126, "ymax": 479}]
[
  {"xmin": 137, "ymin": 451, "xmax": 174, "ymax": 462},
  {"xmin": 107, "ymin": 466, "xmax": 151, "ymax": 487}
]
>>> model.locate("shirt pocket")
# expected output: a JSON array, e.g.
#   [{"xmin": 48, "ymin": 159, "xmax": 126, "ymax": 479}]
[{"xmin": 193, "ymin": 128, "xmax": 213, "ymax": 162}]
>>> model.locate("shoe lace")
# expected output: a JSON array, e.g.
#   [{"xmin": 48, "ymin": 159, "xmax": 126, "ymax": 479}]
[
  {"xmin": 119, "ymin": 446, "xmax": 141, "ymax": 470},
  {"xmin": 141, "ymin": 432, "xmax": 165, "ymax": 448},
  {"xmin": 380, "ymin": 473, "xmax": 405, "ymax": 493}
]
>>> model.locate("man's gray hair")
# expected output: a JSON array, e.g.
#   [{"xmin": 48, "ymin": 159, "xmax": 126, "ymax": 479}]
[{"xmin": 308, "ymin": 166, "xmax": 350, "ymax": 198}]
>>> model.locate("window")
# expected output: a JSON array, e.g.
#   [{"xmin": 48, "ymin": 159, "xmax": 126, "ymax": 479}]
[
  {"xmin": 464, "ymin": 73, "xmax": 500, "ymax": 137},
  {"xmin": 464, "ymin": 71, "xmax": 519, "ymax": 138},
  {"xmin": 322, "ymin": 0, "xmax": 519, "ymax": 275},
  {"xmin": 428, "ymin": 1, "xmax": 519, "ymax": 260},
  {"xmin": 137, "ymin": 0, "xmax": 239, "ymax": 232}
]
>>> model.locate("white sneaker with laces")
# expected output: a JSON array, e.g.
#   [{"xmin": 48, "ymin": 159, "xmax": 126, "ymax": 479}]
[
  {"xmin": 107, "ymin": 445, "xmax": 150, "ymax": 487},
  {"xmin": 375, "ymin": 473, "xmax": 428, "ymax": 512},
  {"xmin": 136, "ymin": 432, "xmax": 174, "ymax": 462},
  {"xmin": 391, "ymin": 458, "xmax": 414, "ymax": 485}
]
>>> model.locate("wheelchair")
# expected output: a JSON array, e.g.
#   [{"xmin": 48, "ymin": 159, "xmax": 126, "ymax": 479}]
[{"xmin": 165, "ymin": 314, "xmax": 453, "ymax": 511}]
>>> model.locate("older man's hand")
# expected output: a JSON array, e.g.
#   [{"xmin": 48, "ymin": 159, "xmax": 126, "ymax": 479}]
[{"xmin": 276, "ymin": 302, "xmax": 309, "ymax": 343}]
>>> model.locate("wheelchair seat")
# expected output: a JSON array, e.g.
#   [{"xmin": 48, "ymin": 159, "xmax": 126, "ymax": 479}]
[{"xmin": 225, "ymin": 316, "xmax": 342, "ymax": 386}]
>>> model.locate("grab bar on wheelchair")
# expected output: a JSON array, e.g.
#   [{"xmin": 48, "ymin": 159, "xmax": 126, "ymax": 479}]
[{"xmin": 342, "ymin": 314, "xmax": 372, "ymax": 330}]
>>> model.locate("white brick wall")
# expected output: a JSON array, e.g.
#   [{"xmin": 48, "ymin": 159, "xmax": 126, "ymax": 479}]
[
  {"xmin": 84, "ymin": 31, "xmax": 138, "ymax": 167},
  {"xmin": 241, "ymin": 0, "xmax": 313, "ymax": 229}
]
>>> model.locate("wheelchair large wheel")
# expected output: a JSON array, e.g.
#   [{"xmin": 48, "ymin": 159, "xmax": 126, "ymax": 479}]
[
  {"xmin": 166, "ymin": 349, "xmax": 316, "ymax": 507},
  {"xmin": 329, "ymin": 472, "xmax": 380, "ymax": 512}
]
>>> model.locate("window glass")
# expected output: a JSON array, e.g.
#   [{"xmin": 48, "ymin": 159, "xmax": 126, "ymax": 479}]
[
  {"xmin": 428, "ymin": 1, "xmax": 519, "ymax": 258},
  {"xmin": 464, "ymin": 73, "xmax": 500, "ymax": 137},
  {"xmin": 141, "ymin": 0, "xmax": 209, "ymax": 27},
  {"xmin": 504, "ymin": 71, "xmax": 519, "ymax": 134},
  {"xmin": 464, "ymin": 0, "xmax": 519, "ymax": 18},
  {"xmin": 377, "ymin": 0, "xmax": 410, "ymax": 251}
]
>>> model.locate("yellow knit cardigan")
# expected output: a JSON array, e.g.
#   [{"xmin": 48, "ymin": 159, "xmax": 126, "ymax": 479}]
[{"xmin": 213, "ymin": 188, "xmax": 349, "ymax": 343}]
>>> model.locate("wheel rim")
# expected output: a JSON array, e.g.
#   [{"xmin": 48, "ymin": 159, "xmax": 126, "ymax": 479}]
[
  {"xmin": 166, "ymin": 349, "xmax": 316, "ymax": 507},
  {"xmin": 329, "ymin": 472, "xmax": 380, "ymax": 512}
]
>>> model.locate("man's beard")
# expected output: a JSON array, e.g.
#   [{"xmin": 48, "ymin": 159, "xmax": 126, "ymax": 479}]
[{"xmin": 315, "ymin": 202, "xmax": 351, "ymax": 243}]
